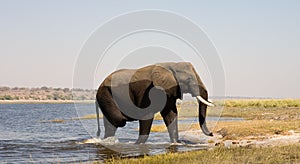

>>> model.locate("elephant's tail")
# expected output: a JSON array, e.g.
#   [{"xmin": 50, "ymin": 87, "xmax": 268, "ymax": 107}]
[{"xmin": 95, "ymin": 99, "xmax": 101, "ymax": 137}]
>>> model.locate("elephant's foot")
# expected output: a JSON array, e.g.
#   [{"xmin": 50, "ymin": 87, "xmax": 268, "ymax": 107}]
[
  {"xmin": 171, "ymin": 139, "xmax": 199, "ymax": 145},
  {"xmin": 135, "ymin": 135, "xmax": 149, "ymax": 144},
  {"xmin": 168, "ymin": 130, "xmax": 179, "ymax": 143},
  {"xmin": 170, "ymin": 139, "xmax": 194, "ymax": 145},
  {"xmin": 170, "ymin": 138, "xmax": 180, "ymax": 144},
  {"xmin": 103, "ymin": 116, "xmax": 117, "ymax": 138}
]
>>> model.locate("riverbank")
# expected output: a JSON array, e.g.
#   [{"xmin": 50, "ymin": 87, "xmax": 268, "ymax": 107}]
[
  {"xmin": 106, "ymin": 144, "xmax": 300, "ymax": 164},
  {"xmin": 102, "ymin": 99, "xmax": 300, "ymax": 163},
  {"xmin": 0, "ymin": 86, "xmax": 96, "ymax": 102}
]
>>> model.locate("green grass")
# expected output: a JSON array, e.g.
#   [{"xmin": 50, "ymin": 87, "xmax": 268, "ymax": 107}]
[{"xmin": 105, "ymin": 144, "xmax": 300, "ymax": 164}]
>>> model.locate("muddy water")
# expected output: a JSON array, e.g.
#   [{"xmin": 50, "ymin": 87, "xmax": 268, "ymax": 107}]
[{"xmin": 0, "ymin": 103, "xmax": 242, "ymax": 163}]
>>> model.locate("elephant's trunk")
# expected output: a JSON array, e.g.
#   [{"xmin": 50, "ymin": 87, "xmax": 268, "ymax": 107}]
[{"xmin": 197, "ymin": 89, "xmax": 213, "ymax": 136}]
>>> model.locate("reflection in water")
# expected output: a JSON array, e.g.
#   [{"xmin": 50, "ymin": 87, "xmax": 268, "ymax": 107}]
[
  {"xmin": 92, "ymin": 141, "xmax": 208, "ymax": 161},
  {"xmin": 94, "ymin": 144, "xmax": 121, "ymax": 161}
]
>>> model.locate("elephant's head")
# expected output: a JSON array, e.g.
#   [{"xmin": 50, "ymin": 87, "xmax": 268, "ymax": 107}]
[{"xmin": 151, "ymin": 62, "xmax": 214, "ymax": 136}]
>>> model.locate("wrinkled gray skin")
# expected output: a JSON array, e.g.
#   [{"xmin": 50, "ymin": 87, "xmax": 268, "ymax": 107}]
[{"xmin": 96, "ymin": 62, "xmax": 213, "ymax": 144}]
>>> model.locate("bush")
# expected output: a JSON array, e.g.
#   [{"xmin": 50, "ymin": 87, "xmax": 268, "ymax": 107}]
[{"xmin": 3, "ymin": 95, "xmax": 13, "ymax": 100}]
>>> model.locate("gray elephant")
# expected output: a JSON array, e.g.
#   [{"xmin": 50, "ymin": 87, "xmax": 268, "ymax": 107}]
[{"xmin": 95, "ymin": 62, "xmax": 214, "ymax": 144}]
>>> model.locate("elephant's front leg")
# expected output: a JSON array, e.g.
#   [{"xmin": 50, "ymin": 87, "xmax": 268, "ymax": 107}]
[
  {"xmin": 135, "ymin": 118, "xmax": 153, "ymax": 144},
  {"xmin": 161, "ymin": 100, "xmax": 178, "ymax": 143}
]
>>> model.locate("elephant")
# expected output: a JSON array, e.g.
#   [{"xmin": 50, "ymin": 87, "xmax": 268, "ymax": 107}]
[{"xmin": 95, "ymin": 62, "xmax": 214, "ymax": 144}]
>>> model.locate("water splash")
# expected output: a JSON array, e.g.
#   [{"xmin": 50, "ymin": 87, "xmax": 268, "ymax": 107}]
[{"xmin": 78, "ymin": 137, "xmax": 119, "ymax": 145}]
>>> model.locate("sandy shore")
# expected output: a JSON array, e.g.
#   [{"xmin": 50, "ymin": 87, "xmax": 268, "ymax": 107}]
[{"xmin": 180, "ymin": 130, "xmax": 300, "ymax": 148}]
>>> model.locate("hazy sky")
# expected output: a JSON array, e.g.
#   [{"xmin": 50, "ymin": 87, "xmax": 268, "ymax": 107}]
[{"xmin": 0, "ymin": 1, "xmax": 299, "ymax": 98}]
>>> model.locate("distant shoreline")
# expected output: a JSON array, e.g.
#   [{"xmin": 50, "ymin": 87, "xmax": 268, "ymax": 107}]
[
  {"xmin": 1, "ymin": 99, "xmax": 300, "ymax": 109},
  {"xmin": 0, "ymin": 86, "xmax": 96, "ymax": 102},
  {"xmin": 0, "ymin": 100, "xmax": 95, "ymax": 104}
]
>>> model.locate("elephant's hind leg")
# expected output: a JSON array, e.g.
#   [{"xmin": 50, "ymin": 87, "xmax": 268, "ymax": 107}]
[
  {"xmin": 103, "ymin": 116, "xmax": 117, "ymax": 138},
  {"xmin": 97, "ymin": 86, "xmax": 127, "ymax": 138}
]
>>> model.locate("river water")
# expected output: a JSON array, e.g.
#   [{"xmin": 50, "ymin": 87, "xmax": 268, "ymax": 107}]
[{"xmin": 0, "ymin": 103, "xmax": 242, "ymax": 163}]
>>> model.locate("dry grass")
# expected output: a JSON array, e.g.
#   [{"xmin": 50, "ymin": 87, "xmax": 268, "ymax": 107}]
[
  {"xmin": 153, "ymin": 113, "xmax": 164, "ymax": 120},
  {"xmin": 40, "ymin": 119, "xmax": 65, "ymax": 123},
  {"xmin": 105, "ymin": 144, "xmax": 300, "ymax": 164},
  {"xmin": 216, "ymin": 106, "xmax": 300, "ymax": 120},
  {"xmin": 152, "ymin": 99, "xmax": 300, "ymax": 138},
  {"xmin": 72, "ymin": 114, "xmax": 103, "ymax": 120},
  {"xmin": 213, "ymin": 120, "xmax": 300, "ymax": 140},
  {"xmin": 223, "ymin": 99, "xmax": 300, "ymax": 108},
  {"xmin": 150, "ymin": 120, "xmax": 300, "ymax": 140},
  {"xmin": 150, "ymin": 123, "xmax": 195, "ymax": 132}
]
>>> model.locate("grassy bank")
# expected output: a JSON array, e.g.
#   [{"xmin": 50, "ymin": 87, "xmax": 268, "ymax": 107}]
[
  {"xmin": 223, "ymin": 99, "xmax": 300, "ymax": 108},
  {"xmin": 150, "ymin": 119, "xmax": 300, "ymax": 140},
  {"xmin": 105, "ymin": 144, "xmax": 300, "ymax": 164},
  {"xmin": 217, "ymin": 106, "xmax": 300, "ymax": 120},
  {"xmin": 102, "ymin": 99, "xmax": 300, "ymax": 163}
]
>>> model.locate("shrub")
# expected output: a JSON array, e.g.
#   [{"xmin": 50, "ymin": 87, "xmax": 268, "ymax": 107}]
[{"xmin": 3, "ymin": 95, "xmax": 13, "ymax": 100}]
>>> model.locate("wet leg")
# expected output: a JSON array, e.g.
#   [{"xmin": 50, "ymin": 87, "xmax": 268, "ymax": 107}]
[
  {"xmin": 103, "ymin": 116, "xmax": 117, "ymax": 138},
  {"xmin": 161, "ymin": 100, "xmax": 178, "ymax": 143},
  {"xmin": 135, "ymin": 118, "xmax": 153, "ymax": 144}
]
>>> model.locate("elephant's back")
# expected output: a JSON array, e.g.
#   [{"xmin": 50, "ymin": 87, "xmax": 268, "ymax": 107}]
[{"xmin": 102, "ymin": 69, "xmax": 137, "ymax": 87}]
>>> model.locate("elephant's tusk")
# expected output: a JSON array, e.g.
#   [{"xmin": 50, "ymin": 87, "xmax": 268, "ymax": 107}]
[{"xmin": 197, "ymin": 96, "xmax": 215, "ymax": 107}]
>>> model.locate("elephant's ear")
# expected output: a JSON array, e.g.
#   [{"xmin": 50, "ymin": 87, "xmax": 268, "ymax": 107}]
[{"xmin": 151, "ymin": 66, "xmax": 178, "ymax": 97}]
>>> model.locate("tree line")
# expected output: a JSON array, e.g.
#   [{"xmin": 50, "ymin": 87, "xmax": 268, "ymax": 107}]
[{"xmin": 0, "ymin": 86, "xmax": 96, "ymax": 100}]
